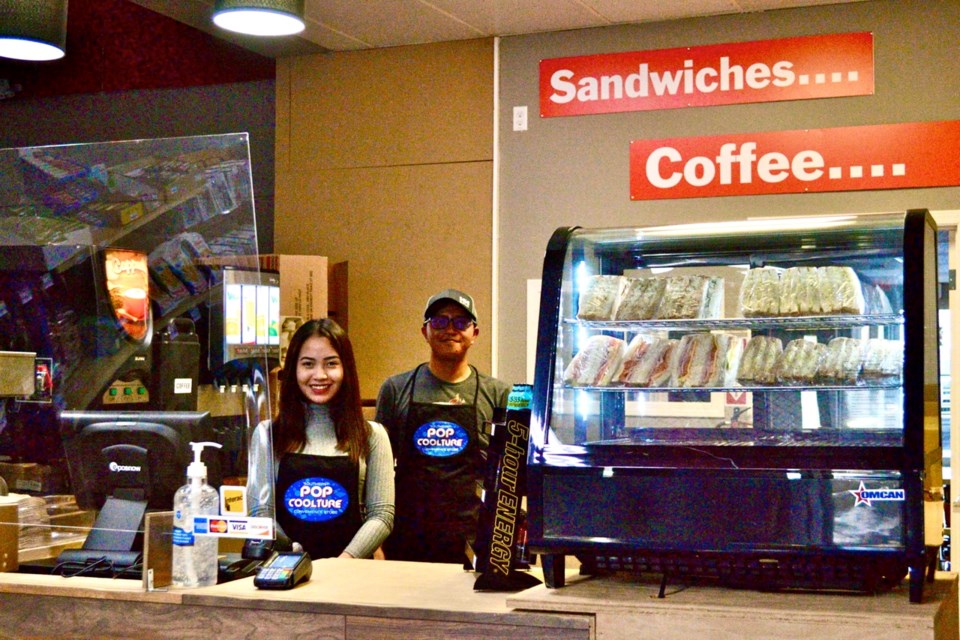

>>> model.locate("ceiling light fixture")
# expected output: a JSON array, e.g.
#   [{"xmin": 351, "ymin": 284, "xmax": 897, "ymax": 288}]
[
  {"xmin": 0, "ymin": 0, "xmax": 68, "ymax": 62},
  {"xmin": 212, "ymin": 0, "xmax": 305, "ymax": 37}
]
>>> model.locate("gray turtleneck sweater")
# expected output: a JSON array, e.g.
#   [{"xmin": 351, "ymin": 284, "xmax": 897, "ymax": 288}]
[{"xmin": 247, "ymin": 403, "xmax": 395, "ymax": 558}]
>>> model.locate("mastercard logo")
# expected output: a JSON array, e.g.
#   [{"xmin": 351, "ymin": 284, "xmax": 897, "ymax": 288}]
[{"xmin": 210, "ymin": 519, "xmax": 228, "ymax": 534}]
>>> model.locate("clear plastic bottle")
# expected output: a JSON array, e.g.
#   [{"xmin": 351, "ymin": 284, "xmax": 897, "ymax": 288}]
[{"xmin": 172, "ymin": 441, "xmax": 222, "ymax": 588}]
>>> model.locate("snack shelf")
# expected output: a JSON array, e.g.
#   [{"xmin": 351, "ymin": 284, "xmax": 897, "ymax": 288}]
[{"xmin": 567, "ymin": 313, "xmax": 904, "ymax": 332}]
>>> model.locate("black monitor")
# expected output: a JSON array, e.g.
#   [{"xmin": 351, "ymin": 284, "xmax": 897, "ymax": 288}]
[{"xmin": 56, "ymin": 410, "xmax": 220, "ymax": 575}]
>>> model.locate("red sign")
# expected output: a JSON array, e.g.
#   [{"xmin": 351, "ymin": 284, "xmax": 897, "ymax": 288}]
[
  {"xmin": 726, "ymin": 392, "xmax": 747, "ymax": 406},
  {"xmin": 629, "ymin": 121, "xmax": 960, "ymax": 201},
  {"xmin": 540, "ymin": 32, "xmax": 873, "ymax": 118}
]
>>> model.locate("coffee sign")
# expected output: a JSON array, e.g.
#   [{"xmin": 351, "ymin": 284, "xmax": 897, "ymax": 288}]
[{"xmin": 629, "ymin": 121, "xmax": 960, "ymax": 200}]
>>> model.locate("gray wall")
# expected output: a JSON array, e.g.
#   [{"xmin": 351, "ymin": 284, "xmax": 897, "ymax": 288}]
[
  {"xmin": 0, "ymin": 80, "xmax": 276, "ymax": 252},
  {"xmin": 496, "ymin": 0, "xmax": 960, "ymax": 384}
]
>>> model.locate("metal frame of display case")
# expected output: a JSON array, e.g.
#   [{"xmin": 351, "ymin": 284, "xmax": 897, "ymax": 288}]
[{"xmin": 526, "ymin": 210, "xmax": 941, "ymax": 603}]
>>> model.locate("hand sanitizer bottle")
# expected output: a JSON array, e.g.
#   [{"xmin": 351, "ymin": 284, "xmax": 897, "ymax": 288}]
[{"xmin": 172, "ymin": 441, "xmax": 222, "ymax": 588}]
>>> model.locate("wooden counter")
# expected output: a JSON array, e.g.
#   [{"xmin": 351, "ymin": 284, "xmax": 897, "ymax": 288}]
[
  {"xmin": 509, "ymin": 571, "xmax": 959, "ymax": 640},
  {"xmin": 0, "ymin": 562, "xmax": 956, "ymax": 640},
  {"xmin": 0, "ymin": 559, "xmax": 592, "ymax": 640}
]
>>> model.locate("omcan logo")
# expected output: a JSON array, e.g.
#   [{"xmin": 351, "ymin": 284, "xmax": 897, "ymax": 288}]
[
  {"xmin": 629, "ymin": 121, "xmax": 960, "ymax": 200},
  {"xmin": 540, "ymin": 32, "xmax": 873, "ymax": 117},
  {"xmin": 848, "ymin": 481, "xmax": 905, "ymax": 507}
]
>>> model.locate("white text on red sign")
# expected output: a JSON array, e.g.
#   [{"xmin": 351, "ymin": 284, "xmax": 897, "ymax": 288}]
[
  {"xmin": 540, "ymin": 33, "xmax": 874, "ymax": 117},
  {"xmin": 629, "ymin": 121, "xmax": 960, "ymax": 200}
]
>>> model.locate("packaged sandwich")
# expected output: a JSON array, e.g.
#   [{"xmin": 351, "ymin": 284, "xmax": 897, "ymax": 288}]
[
  {"xmin": 616, "ymin": 334, "xmax": 677, "ymax": 387},
  {"xmin": 614, "ymin": 277, "xmax": 665, "ymax": 321},
  {"xmin": 737, "ymin": 335, "xmax": 783, "ymax": 385},
  {"xmin": 861, "ymin": 338, "xmax": 903, "ymax": 379},
  {"xmin": 776, "ymin": 339, "xmax": 827, "ymax": 383},
  {"xmin": 818, "ymin": 266, "xmax": 865, "ymax": 315},
  {"xmin": 779, "ymin": 267, "xmax": 822, "ymax": 316},
  {"xmin": 657, "ymin": 275, "xmax": 724, "ymax": 320},
  {"xmin": 817, "ymin": 337, "xmax": 863, "ymax": 384},
  {"xmin": 671, "ymin": 332, "xmax": 743, "ymax": 388},
  {"xmin": 739, "ymin": 267, "xmax": 781, "ymax": 317},
  {"xmin": 577, "ymin": 275, "xmax": 625, "ymax": 321},
  {"xmin": 563, "ymin": 334, "xmax": 626, "ymax": 387}
]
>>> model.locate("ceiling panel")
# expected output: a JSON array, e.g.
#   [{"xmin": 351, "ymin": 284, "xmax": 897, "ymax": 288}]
[
  {"xmin": 581, "ymin": 0, "xmax": 743, "ymax": 23},
  {"xmin": 304, "ymin": 0, "xmax": 483, "ymax": 50},
  {"xmin": 129, "ymin": 0, "xmax": 868, "ymax": 58},
  {"xmin": 427, "ymin": 0, "xmax": 611, "ymax": 36}
]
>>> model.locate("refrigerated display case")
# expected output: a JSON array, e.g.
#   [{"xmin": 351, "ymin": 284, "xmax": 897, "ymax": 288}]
[{"xmin": 527, "ymin": 210, "xmax": 943, "ymax": 603}]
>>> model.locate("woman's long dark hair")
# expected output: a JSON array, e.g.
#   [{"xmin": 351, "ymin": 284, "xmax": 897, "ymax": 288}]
[{"xmin": 273, "ymin": 318, "xmax": 369, "ymax": 463}]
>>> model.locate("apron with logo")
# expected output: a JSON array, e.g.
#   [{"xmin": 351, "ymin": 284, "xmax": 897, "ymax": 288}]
[
  {"xmin": 388, "ymin": 364, "xmax": 481, "ymax": 564},
  {"xmin": 275, "ymin": 452, "xmax": 361, "ymax": 559}
]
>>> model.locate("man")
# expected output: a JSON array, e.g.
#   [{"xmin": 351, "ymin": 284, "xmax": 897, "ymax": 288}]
[{"xmin": 376, "ymin": 288, "xmax": 511, "ymax": 564}]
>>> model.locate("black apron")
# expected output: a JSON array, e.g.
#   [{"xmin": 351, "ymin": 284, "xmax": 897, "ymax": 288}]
[
  {"xmin": 275, "ymin": 452, "xmax": 362, "ymax": 559},
  {"xmin": 388, "ymin": 364, "xmax": 481, "ymax": 564}
]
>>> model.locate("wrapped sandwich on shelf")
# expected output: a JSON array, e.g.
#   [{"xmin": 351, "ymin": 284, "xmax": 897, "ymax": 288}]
[
  {"xmin": 817, "ymin": 336, "xmax": 864, "ymax": 383},
  {"xmin": 671, "ymin": 332, "xmax": 744, "ymax": 388},
  {"xmin": 614, "ymin": 277, "xmax": 666, "ymax": 321},
  {"xmin": 615, "ymin": 334, "xmax": 677, "ymax": 387},
  {"xmin": 563, "ymin": 334, "xmax": 625, "ymax": 386},
  {"xmin": 736, "ymin": 335, "xmax": 783, "ymax": 385},
  {"xmin": 861, "ymin": 338, "xmax": 903, "ymax": 379},
  {"xmin": 657, "ymin": 275, "xmax": 724, "ymax": 320},
  {"xmin": 779, "ymin": 267, "xmax": 823, "ymax": 316},
  {"xmin": 776, "ymin": 265, "xmax": 865, "ymax": 316},
  {"xmin": 863, "ymin": 283, "xmax": 894, "ymax": 315},
  {"xmin": 776, "ymin": 338, "xmax": 827, "ymax": 383},
  {"xmin": 818, "ymin": 266, "xmax": 866, "ymax": 315},
  {"xmin": 739, "ymin": 267, "xmax": 782, "ymax": 317},
  {"xmin": 577, "ymin": 275, "xmax": 625, "ymax": 320}
]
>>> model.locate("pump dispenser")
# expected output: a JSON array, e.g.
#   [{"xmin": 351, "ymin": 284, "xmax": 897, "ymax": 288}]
[{"xmin": 172, "ymin": 441, "xmax": 222, "ymax": 588}]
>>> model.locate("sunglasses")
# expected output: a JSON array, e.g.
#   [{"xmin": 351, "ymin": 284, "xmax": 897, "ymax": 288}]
[{"xmin": 425, "ymin": 315, "xmax": 474, "ymax": 331}]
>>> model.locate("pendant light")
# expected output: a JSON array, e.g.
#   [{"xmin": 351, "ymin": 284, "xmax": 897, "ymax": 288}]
[
  {"xmin": 212, "ymin": 0, "xmax": 305, "ymax": 37},
  {"xmin": 0, "ymin": 0, "xmax": 68, "ymax": 62}
]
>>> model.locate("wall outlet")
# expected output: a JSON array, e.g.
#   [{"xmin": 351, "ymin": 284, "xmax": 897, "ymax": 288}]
[{"xmin": 513, "ymin": 106, "xmax": 528, "ymax": 132}]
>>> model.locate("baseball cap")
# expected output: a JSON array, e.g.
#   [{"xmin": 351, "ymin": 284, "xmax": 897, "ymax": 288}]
[{"xmin": 424, "ymin": 288, "xmax": 477, "ymax": 322}]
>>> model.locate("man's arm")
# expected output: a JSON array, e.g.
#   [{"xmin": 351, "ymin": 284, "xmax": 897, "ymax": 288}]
[{"xmin": 375, "ymin": 377, "xmax": 401, "ymax": 454}]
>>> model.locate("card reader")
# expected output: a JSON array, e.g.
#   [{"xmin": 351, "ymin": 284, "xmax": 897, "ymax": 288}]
[{"xmin": 253, "ymin": 551, "xmax": 312, "ymax": 590}]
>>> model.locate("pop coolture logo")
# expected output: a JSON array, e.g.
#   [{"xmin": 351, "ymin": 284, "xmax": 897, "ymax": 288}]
[
  {"xmin": 629, "ymin": 121, "xmax": 960, "ymax": 200},
  {"xmin": 284, "ymin": 478, "xmax": 349, "ymax": 522},
  {"xmin": 540, "ymin": 33, "xmax": 873, "ymax": 117},
  {"xmin": 414, "ymin": 421, "xmax": 469, "ymax": 457}
]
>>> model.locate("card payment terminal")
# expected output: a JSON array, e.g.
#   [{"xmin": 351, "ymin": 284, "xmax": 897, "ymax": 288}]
[{"xmin": 253, "ymin": 551, "xmax": 313, "ymax": 590}]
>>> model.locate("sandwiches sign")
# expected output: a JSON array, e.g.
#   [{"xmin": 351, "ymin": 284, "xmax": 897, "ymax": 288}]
[
  {"xmin": 629, "ymin": 120, "xmax": 960, "ymax": 200},
  {"xmin": 540, "ymin": 32, "xmax": 874, "ymax": 117}
]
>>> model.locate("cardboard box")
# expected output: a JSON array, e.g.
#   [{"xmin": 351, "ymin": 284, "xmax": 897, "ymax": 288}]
[{"xmin": 259, "ymin": 254, "xmax": 328, "ymax": 320}]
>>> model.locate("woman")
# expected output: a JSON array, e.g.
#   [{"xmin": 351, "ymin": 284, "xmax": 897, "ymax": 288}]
[{"xmin": 248, "ymin": 318, "xmax": 394, "ymax": 558}]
